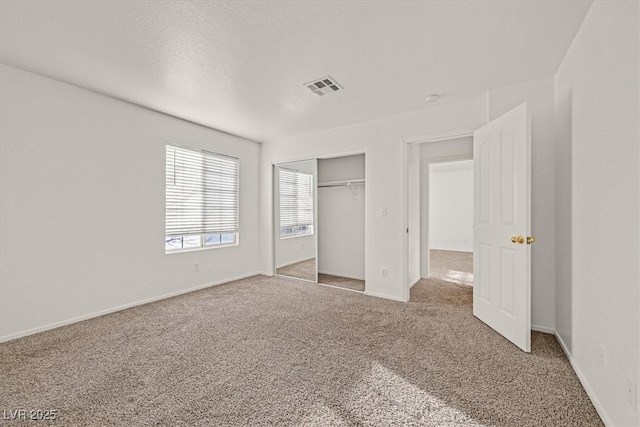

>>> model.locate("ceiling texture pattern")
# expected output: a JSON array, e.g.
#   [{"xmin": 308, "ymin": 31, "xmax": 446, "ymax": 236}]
[{"xmin": 0, "ymin": 1, "xmax": 592, "ymax": 142}]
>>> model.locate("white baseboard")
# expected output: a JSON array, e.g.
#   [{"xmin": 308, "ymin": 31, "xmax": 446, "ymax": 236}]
[
  {"xmin": 318, "ymin": 270, "xmax": 365, "ymax": 281},
  {"xmin": 364, "ymin": 290, "xmax": 407, "ymax": 302},
  {"xmin": 531, "ymin": 324, "xmax": 555, "ymax": 334},
  {"xmin": 0, "ymin": 271, "xmax": 262, "ymax": 343},
  {"xmin": 554, "ymin": 332, "xmax": 613, "ymax": 427},
  {"xmin": 409, "ymin": 276, "xmax": 421, "ymax": 289},
  {"xmin": 315, "ymin": 281, "xmax": 363, "ymax": 294}
]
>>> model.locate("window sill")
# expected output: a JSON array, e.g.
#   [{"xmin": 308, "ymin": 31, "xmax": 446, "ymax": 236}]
[
  {"xmin": 165, "ymin": 242, "xmax": 238, "ymax": 254},
  {"xmin": 279, "ymin": 233, "xmax": 314, "ymax": 240}
]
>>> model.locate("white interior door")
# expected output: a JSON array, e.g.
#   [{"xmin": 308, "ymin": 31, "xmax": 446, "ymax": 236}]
[{"xmin": 473, "ymin": 103, "xmax": 531, "ymax": 352}]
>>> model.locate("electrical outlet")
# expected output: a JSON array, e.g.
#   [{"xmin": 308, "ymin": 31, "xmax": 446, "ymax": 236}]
[
  {"xmin": 381, "ymin": 268, "xmax": 388, "ymax": 278},
  {"xmin": 193, "ymin": 262, "xmax": 200, "ymax": 272},
  {"xmin": 598, "ymin": 344, "xmax": 606, "ymax": 369},
  {"xmin": 381, "ymin": 208, "xmax": 388, "ymax": 217},
  {"xmin": 626, "ymin": 377, "xmax": 637, "ymax": 409}
]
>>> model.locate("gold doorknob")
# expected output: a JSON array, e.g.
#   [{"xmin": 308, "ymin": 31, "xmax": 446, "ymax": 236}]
[
  {"xmin": 527, "ymin": 236, "xmax": 536, "ymax": 244},
  {"xmin": 511, "ymin": 236, "xmax": 525, "ymax": 244}
]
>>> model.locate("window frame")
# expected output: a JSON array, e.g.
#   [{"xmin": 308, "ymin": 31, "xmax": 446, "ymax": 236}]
[
  {"xmin": 165, "ymin": 144, "xmax": 240, "ymax": 254},
  {"xmin": 165, "ymin": 232, "xmax": 239, "ymax": 253}
]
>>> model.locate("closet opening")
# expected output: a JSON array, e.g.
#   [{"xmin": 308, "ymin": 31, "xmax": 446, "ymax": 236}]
[
  {"xmin": 317, "ymin": 154, "xmax": 366, "ymax": 293},
  {"xmin": 273, "ymin": 153, "xmax": 366, "ymax": 293}
]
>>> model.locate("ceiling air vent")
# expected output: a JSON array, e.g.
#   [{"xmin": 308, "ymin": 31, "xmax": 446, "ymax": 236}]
[{"xmin": 304, "ymin": 76, "xmax": 343, "ymax": 96}]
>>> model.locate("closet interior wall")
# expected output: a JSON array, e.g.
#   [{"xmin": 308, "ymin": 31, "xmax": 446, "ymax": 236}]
[{"xmin": 317, "ymin": 154, "xmax": 366, "ymax": 280}]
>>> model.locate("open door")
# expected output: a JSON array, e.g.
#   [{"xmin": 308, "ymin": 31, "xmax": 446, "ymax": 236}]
[{"xmin": 473, "ymin": 103, "xmax": 532, "ymax": 352}]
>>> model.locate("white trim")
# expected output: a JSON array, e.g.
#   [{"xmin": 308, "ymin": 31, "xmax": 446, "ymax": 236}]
[
  {"xmin": 409, "ymin": 276, "xmax": 421, "ymax": 289},
  {"xmin": 317, "ymin": 178, "xmax": 366, "ymax": 187},
  {"xmin": 271, "ymin": 149, "xmax": 366, "ymax": 167},
  {"xmin": 365, "ymin": 290, "xmax": 408, "ymax": 302},
  {"xmin": 279, "ymin": 232, "xmax": 314, "ymax": 240},
  {"xmin": 402, "ymin": 137, "xmax": 409, "ymax": 301},
  {"xmin": 531, "ymin": 324, "xmax": 555, "ymax": 334},
  {"xmin": 0, "ymin": 272, "xmax": 262, "ymax": 343},
  {"xmin": 314, "ymin": 281, "xmax": 364, "ymax": 294},
  {"xmin": 555, "ymin": 332, "xmax": 613, "ymax": 427},
  {"xmin": 165, "ymin": 238, "xmax": 238, "ymax": 254},
  {"xmin": 277, "ymin": 275, "xmax": 317, "ymax": 284},
  {"xmin": 405, "ymin": 128, "xmax": 476, "ymax": 145},
  {"xmin": 318, "ymin": 150, "xmax": 367, "ymax": 161},
  {"xmin": 318, "ymin": 270, "xmax": 365, "ymax": 281}
]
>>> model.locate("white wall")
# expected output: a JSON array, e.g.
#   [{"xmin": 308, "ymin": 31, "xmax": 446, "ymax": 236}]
[
  {"xmin": 317, "ymin": 155, "xmax": 365, "ymax": 279},
  {"xmin": 429, "ymin": 161, "xmax": 474, "ymax": 252},
  {"xmin": 0, "ymin": 64, "xmax": 262, "ymax": 341},
  {"xmin": 275, "ymin": 234, "xmax": 315, "ymax": 268},
  {"xmin": 555, "ymin": 69, "xmax": 573, "ymax": 352},
  {"xmin": 554, "ymin": 2, "xmax": 639, "ymax": 425},
  {"xmin": 318, "ymin": 186, "xmax": 365, "ymax": 279},
  {"xmin": 421, "ymin": 136, "xmax": 473, "ymax": 160},
  {"xmin": 318, "ymin": 154, "xmax": 365, "ymax": 182}
]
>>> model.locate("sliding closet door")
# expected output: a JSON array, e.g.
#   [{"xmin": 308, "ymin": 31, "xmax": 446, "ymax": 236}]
[{"xmin": 274, "ymin": 159, "xmax": 318, "ymax": 283}]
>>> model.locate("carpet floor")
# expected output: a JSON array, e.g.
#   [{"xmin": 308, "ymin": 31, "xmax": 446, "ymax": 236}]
[{"xmin": 0, "ymin": 275, "xmax": 602, "ymax": 426}]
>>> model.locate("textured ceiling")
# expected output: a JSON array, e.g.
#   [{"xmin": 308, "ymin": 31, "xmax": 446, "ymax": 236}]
[{"xmin": 0, "ymin": 1, "xmax": 592, "ymax": 143}]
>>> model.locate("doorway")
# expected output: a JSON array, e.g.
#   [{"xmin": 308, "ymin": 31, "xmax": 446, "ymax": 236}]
[
  {"xmin": 428, "ymin": 160, "xmax": 474, "ymax": 287},
  {"xmin": 405, "ymin": 103, "xmax": 532, "ymax": 352},
  {"xmin": 408, "ymin": 134, "xmax": 474, "ymax": 283}
]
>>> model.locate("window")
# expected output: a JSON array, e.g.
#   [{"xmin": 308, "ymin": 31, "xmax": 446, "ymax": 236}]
[
  {"xmin": 165, "ymin": 144, "xmax": 239, "ymax": 252},
  {"xmin": 279, "ymin": 168, "xmax": 314, "ymax": 238}
]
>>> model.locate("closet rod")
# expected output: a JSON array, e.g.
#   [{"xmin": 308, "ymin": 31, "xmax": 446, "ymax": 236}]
[{"xmin": 317, "ymin": 179, "xmax": 366, "ymax": 188}]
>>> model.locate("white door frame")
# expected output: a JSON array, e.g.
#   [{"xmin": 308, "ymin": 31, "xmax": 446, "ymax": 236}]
[{"xmin": 403, "ymin": 128, "xmax": 475, "ymax": 300}]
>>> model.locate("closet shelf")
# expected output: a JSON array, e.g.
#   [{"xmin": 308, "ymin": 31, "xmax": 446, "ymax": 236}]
[{"xmin": 317, "ymin": 178, "xmax": 365, "ymax": 188}]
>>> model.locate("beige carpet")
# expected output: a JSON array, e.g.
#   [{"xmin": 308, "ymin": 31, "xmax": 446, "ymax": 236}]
[
  {"xmin": 276, "ymin": 258, "xmax": 316, "ymax": 281},
  {"xmin": 318, "ymin": 273, "xmax": 365, "ymax": 292},
  {"xmin": 0, "ymin": 275, "xmax": 602, "ymax": 426},
  {"xmin": 430, "ymin": 249, "xmax": 473, "ymax": 286}
]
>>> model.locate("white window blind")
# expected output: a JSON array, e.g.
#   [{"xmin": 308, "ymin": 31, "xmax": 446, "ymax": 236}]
[
  {"xmin": 166, "ymin": 144, "xmax": 239, "ymax": 238},
  {"xmin": 279, "ymin": 168, "xmax": 313, "ymax": 231}
]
